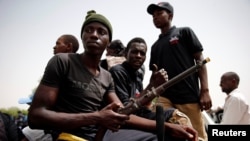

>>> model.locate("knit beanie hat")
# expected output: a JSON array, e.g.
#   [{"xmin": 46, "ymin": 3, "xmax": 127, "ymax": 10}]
[{"xmin": 80, "ymin": 10, "xmax": 112, "ymax": 41}]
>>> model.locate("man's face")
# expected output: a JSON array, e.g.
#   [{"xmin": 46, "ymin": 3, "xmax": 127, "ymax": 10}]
[
  {"xmin": 152, "ymin": 9, "xmax": 172, "ymax": 28},
  {"xmin": 53, "ymin": 36, "xmax": 69, "ymax": 54},
  {"xmin": 126, "ymin": 42, "xmax": 147, "ymax": 70},
  {"xmin": 220, "ymin": 76, "xmax": 233, "ymax": 94},
  {"xmin": 82, "ymin": 22, "xmax": 110, "ymax": 56}
]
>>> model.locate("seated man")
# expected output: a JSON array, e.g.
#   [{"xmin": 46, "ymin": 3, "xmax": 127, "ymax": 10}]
[{"xmin": 106, "ymin": 37, "xmax": 195, "ymax": 141}]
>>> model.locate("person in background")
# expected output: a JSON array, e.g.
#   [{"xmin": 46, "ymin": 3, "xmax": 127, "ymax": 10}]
[
  {"xmin": 206, "ymin": 104, "xmax": 224, "ymax": 124},
  {"xmin": 0, "ymin": 111, "xmax": 19, "ymax": 141},
  {"xmin": 105, "ymin": 39, "xmax": 125, "ymax": 57},
  {"xmin": 146, "ymin": 2, "xmax": 212, "ymax": 141},
  {"xmin": 53, "ymin": 34, "xmax": 79, "ymax": 54},
  {"xmin": 219, "ymin": 71, "xmax": 250, "ymax": 124},
  {"xmin": 106, "ymin": 37, "xmax": 195, "ymax": 141},
  {"xmin": 18, "ymin": 34, "xmax": 79, "ymax": 141},
  {"xmin": 19, "ymin": 94, "xmax": 53, "ymax": 141},
  {"xmin": 100, "ymin": 39, "xmax": 145, "ymax": 81},
  {"xmin": 100, "ymin": 39, "xmax": 126, "ymax": 70},
  {"xmin": 15, "ymin": 111, "xmax": 26, "ymax": 130}
]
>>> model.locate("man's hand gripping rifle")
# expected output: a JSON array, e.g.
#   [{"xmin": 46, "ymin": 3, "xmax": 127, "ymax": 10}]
[
  {"xmin": 118, "ymin": 57, "xmax": 210, "ymax": 114},
  {"xmin": 95, "ymin": 57, "xmax": 210, "ymax": 141}
]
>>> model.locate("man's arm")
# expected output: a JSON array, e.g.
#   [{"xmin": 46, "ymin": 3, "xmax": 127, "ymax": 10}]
[
  {"xmin": 110, "ymin": 65, "xmax": 197, "ymax": 140},
  {"xmin": 28, "ymin": 84, "xmax": 129, "ymax": 131},
  {"xmin": 142, "ymin": 64, "xmax": 168, "ymax": 95},
  {"xmin": 194, "ymin": 52, "xmax": 212, "ymax": 111},
  {"xmin": 124, "ymin": 114, "xmax": 197, "ymax": 141}
]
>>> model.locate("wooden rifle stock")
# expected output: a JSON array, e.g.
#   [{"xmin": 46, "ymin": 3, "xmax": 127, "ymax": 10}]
[{"xmin": 94, "ymin": 57, "xmax": 210, "ymax": 141}]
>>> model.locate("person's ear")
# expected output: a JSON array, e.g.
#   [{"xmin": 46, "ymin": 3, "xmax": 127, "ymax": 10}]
[
  {"xmin": 232, "ymin": 78, "xmax": 237, "ymax": 85},
  {"xmin": 67, "ymin": 43, "xmax": 73, "ymax": 52}
]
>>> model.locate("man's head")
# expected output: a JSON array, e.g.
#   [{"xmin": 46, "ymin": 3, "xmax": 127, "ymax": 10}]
[
  {"xmin": 147, "ymin": 2, "xmax": 174, "ymax": 29},
  {"xmin": 53, "ymin": 34, "xmax": 79, "ymax": 54},
  {"xmin": 147, "ymin": 2, "xmax": 174, "ymax": 15},
  {"xmin": 80, "ymin": 10, "xmax": 112, "ymax": 56},
  {"xmin": 125, "ymin": 37, "xmax": 147, "ymax": 70},
  {"xmin": 106, "ymin": 39, "xmax": 125, "ymax": 56},
  {"xmin": 80, "ymin": 10, "xmax": 112, "ymax": 42},
  {"xmin": 220, "ymin": 72, "xmax": 240, "ymax": 94}
]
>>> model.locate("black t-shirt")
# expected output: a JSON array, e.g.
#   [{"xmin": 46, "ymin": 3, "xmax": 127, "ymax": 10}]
[
  {"xmin": 109, "ymin": 62, "xmax": 143, "ymax": 106},
  {"xmin": 149, "ymin": 26, "xmax": 203, "ymax": 104},
  {"xmin": 41, "ymin": 53, "xmax": 115, "ymax": 140}
]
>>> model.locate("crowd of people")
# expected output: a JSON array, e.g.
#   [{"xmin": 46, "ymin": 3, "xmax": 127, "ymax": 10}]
[
  {"xmin": 26, "ymin": 6, "xmax": 198, "ymax": 141},
  {"xmin": 1, "ymin": 1, "xmax": 249, "ymax": 141}
]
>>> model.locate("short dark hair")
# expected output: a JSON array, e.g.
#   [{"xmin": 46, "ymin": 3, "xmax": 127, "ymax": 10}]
[
  {"xmin": 226, "ymin": 71, "xmax": 240, "ymax": 85},
  {"xmin": 62, "ymin": 34, "xmax": 79, "ymax": 53},
  {"xmin": 125, "ymin": 37, "xmax": 147, "ymax": 53},
  {"xmin": 108, "ymin": 39, "xmax": 126, "ymax": 56}
]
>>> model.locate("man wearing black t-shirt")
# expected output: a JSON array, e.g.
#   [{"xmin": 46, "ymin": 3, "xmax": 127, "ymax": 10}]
[{"xmin": 147, "ymin": 2, "xmax": 212, "ymax": 141}]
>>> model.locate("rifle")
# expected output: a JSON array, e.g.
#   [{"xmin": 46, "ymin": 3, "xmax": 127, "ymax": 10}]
[{"xmin": 94, "ymin": 57, "xmax": 210, "ymax": 141}]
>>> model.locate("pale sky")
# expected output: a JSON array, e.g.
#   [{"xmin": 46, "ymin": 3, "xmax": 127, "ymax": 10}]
[{"xmin": 0, "ymin": 0, "xmax": 250, "ymax": 110}]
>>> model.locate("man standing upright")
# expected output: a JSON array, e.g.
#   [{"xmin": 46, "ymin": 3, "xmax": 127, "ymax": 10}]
[{"xmin": 146, "ymin": 2, "xmax": 212, "ymax": 141}]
